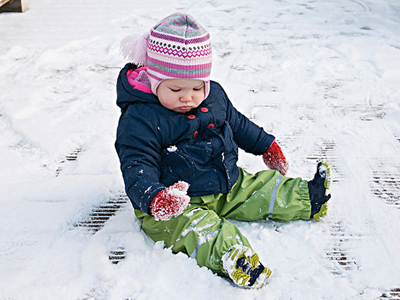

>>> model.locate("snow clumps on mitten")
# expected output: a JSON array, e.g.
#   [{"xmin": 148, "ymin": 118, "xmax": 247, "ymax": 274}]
[{"xmin": 149, "ymin": 181, "xmax": 190, "ymax": 221}]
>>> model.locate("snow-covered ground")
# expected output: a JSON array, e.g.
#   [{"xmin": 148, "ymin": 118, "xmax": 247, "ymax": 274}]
[{"xmin": 1, "ymin": 0, "xmax": 400, "ymax": 299}]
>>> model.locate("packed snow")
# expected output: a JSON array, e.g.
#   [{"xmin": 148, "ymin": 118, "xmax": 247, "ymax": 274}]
[{"xmin": 1, "ymin": 0, "xmax": 400, "ymax": 299}]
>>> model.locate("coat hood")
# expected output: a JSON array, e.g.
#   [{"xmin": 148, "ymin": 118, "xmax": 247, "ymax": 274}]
[{"xmin": 116, "ymin": 63, "xmax": 160, "ymax": 112}]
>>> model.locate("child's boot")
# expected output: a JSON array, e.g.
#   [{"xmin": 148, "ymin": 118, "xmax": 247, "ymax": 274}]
[
  {"xmin": 222, "ymin": 244, "xmax": 272, "ymax": 289},
  {"xmin": 308, "ymin": 162, "xmax": 332, "ymax": 220}
]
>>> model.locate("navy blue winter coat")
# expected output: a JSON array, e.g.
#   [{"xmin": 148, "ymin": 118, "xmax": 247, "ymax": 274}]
[{"xmin": 115, "ymin": 63, "xmax": 275, "ymax": 215}]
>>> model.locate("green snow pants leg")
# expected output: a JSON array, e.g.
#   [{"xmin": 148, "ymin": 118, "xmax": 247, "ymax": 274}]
[
  {"xmin": 135, "ymin": 206, "xmax": 250, "ymax": 277},
  {"xmin": 134, "ymin": 168, "xmax": 312, "ymax": 277}
]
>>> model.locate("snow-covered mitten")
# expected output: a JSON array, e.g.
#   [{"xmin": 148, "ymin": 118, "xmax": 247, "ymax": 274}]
[
  {"xmin": 149, "ymin": 181, "xmax": 190, "ymax": 221},
  {"xmin": 262, "ymin": 140, "xmax": 289, "ymax": 176},
  {"xmin": 308, "ymin": 162, "xmax": 332, "ymax": 220},
  {"xmin": 222, "ymin": 244, "xmax": 272, "ymax": 289}
]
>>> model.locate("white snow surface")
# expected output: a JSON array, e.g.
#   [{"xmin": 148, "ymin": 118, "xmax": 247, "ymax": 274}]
[{"xmin": 1, "ymin": 0, "xmax": 400, "ymax": 299}]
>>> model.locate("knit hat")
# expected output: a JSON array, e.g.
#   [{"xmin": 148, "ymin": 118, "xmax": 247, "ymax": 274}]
[{"xmin": 121, "ymin": 13, "xmax": 212, "ymax": 98}]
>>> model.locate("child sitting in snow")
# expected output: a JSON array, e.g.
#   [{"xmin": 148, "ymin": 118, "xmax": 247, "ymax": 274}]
[{"xmin": 115, "ymin": 12, "xmax": 332, "ymax": 289}]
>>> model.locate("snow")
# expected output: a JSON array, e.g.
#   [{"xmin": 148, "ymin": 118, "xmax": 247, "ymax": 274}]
[
  {"xmin": 167, "ymin": 145, "xmax": 177, "ymax": 152},
  {"xmin": 1, "ymin": 0, "xmax": 400, "ymax": 299}
]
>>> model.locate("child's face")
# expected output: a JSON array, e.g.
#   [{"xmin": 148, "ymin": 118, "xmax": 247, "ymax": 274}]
[{"xmin": 157, "ymin": 79, "xmax": 205, "ymax": 113}]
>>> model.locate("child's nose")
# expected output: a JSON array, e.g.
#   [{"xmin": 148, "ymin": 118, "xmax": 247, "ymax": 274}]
[{"xmin": 180, "ymin": 92, "xmax": 192, "ymax": 103}]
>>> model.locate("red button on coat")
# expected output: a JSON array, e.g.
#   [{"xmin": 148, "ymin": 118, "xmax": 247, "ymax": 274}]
[
  {"xmin": 193, "ymin": 131, "xmax": 198, "ymax": 137},
  {"xmin": 201, "ymin": 107, "xmax": 209, "ymax": 113},
  {"xmin": 208, "ymin": 124, "xmax": 215, "ymax": 129},
  {"xmin": 188, "ymin": 115, "xmax": 196, "ymax": 119}
]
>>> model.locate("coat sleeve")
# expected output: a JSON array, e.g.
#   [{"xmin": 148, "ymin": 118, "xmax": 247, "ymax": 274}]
[
  {"xmin": 222, "ymin": 87, "xmax": 275, "ymax": 155},
  {"xmin": 115, "ymin": 107, "xmax": 166, "ymax": 215}
]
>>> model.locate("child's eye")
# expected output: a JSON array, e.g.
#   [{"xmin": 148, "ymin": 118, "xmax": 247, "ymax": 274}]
[
  {"xmin": 193, "ymin": 87, "xmax": 204, "ymax": 91},
  {"xmin": 170, "ymin": 88, "xmax": 181, "ymax": 92}
]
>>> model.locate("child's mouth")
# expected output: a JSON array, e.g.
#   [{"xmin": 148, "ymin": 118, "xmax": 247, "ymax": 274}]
[{"xmin": 178, "ymin": 106, "xmax": 192, "ymax": 112}]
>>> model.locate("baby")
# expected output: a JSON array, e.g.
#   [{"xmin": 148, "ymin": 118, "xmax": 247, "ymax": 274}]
[{"xmin": 115, "ymin": 12, "xmax": 331, "ymax": 289}]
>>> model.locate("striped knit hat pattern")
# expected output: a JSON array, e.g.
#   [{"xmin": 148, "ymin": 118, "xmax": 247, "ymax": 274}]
[
  {"xmin": 147, "ymin": 13, "xmax": 212, "ymax": 97},
  {"xmin": 121, "ymin": 13, "xmax": 212, "ymax": 98}
]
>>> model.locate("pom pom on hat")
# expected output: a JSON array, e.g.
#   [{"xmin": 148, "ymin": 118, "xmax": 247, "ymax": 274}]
[{"xmin": 120, "ymin": 32, "xmax": 149, "ymax": 66}]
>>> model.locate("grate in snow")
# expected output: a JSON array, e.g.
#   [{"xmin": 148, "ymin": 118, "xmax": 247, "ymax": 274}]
[
  {"xmin": 306, "ymin": 140, "xmax": 336, "ymax": 161},
  {"xmin": 306, "ymin": 140, "xmax": 344, "ymax": 183},
  {"xmin": 56, "ymin": 148, "xmax": 81, "ymax": 176},
  {"xmin": 325, "ymin": 221, "xmax": 358, "ymax": 275},
  {"xmin": 74, "ymin": 194, "xmax": 130, "ymax": 265},
  {"xmin": 250, "ymin": 103, "xmax": 385, "ymax": 122},
  {"xmin": 249, "ymin": 104, "xmax": 280, "ymax": 121},
  {"xmin": 109, "ymin": 248, "xmax": 126, "ymax": 265},
  {"xmin": 74, "ymin": 194, "xmax": 129, "ymax": 232},
  {"xmin": 87, "ymin": 64, "xmax": 120, "ymax": 72},
  {"xmin": 379, "ymin": 288, "xmax": 400, "ymax": 299},
  {"xmin": 250, "ymin": 103, "xmax": 318, "ymax": 121},
  {"xmin": 369, "ymin": 162, "xmax": 400, "ymax": 208},
  {"xmin": 329, "ymin": 104, "xmax": 386, "ymax": 121},
  {"xmin": 315, "ymin": 79, "xmax": 343, "ymax": 100}
]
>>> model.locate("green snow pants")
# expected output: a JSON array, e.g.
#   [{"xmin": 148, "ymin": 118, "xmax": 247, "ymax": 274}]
[{"xmin": 134, "ymin": 168, "xmax": 311, "ymax": 277}]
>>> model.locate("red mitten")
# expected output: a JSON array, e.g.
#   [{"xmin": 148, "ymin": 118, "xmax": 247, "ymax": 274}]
[
  {"xmin": 262, "ymin": 140, "xmax": 289, "ymax": 176},
  {"xmin": 149, "ymin": 181, "xmax": 190, "ymax": 221}
]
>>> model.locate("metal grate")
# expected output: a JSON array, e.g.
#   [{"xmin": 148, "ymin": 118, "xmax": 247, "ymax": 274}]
[
  {"xmin": 74, "ymin": 195, "xmax": 129, "ymax": 232},
  {"xmin": 329, "ymin": 104, "xmax": 386, "ymax": 121},
  {"xmin": 380, "ymin": 288, "xmax": 400, "ymax": 299},
  {"xmin": 306, "ymin": 140, "xmax": 343, "ymax": 183},
  {"xmin": 74, "ymin": 194, "xmax": 130, "ymax": 266},
  {"xmin": 109, "ymin": 248, "xmax": 126, "ymax": 265},
  {"xmin": 369, "ymin": 162, "xmax": 400, "ymax": 208},
  {"xmin": 325, "ymin": 221, "xmax": 358, "ymax": 275},
  {"xmin": 56, "ymin": 148, "xmax": 81, "ymax": 176},
  {"xmin": 250, "ymin": 103, "xmax": 386, "ymax": 122}
]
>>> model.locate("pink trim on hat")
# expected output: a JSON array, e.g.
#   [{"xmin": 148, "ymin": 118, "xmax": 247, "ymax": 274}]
[
  {"xmin": 147, "ymin": 56, "xmax": 212, "ymax": 71},
  {"xmin": 147, "ymin": 71, "xmax": 163, "ymax": 82},
  {"xmin": 148, "ymin": 48, "xmax": 210, "ymax": 58},
  {"xmin": 148, "ymin": 44, "xmax": 211, "ymax": 59},
  {"xmin": 150, "ymin": 31, "xmax": 210, "ymax": 44},
  {"xmin": 147, "ymin": 66, "xmax": 210, "ymax": 79},
  {"xmin": 159, "ymin": 24, "xmax": 202, "ymax": 33}
]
